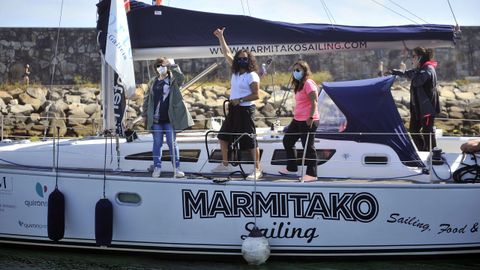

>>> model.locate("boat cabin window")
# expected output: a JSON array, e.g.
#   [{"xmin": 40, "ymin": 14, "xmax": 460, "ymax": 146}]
[
  {"xmin": 363, "ymin": 155, "xmax": 389, "ymax": 165},
  {"xmin": 125, "ymin": 149, "xmax": 201, "ymax": 162},
  {"xmin": 317, "ymin": 90, "xmax": 347, "ymax": 133},
  {"xmin": 116, "ymin": 192, "xmax": 142, "ymax": 205},
  {"xmin": 209, "ymin": 149, "xmax": 263, "ymax": 164},
  {"xmin": 271, "ymin": 149, "xmax": 336, "ymax": 166}
]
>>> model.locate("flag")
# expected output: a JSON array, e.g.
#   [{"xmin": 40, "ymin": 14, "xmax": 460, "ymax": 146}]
[{"xmin": 105, "ymin": 0, "xmax": 136, "ymax": 98}]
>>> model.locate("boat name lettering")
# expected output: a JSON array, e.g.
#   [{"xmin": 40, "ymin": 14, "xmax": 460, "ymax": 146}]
[
  {"xmin": 182, "ymin": 190, "xmax": 379, "ymax": 222},
  {"xmin": 24, "ymin": 200, "xmax": 48, "ymax": 208},
  {"xmin": 241, "ymin": 221, "xmax": 319, "ymax": 243},
  {"xmin": 387, "ymin": 213, "xmax": 431, "ymax": 232}
]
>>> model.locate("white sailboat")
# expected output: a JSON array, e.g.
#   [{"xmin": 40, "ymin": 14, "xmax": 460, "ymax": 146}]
[{"xmin": 0, "ymin": 0, "xmax": 479, "ymax": 260}]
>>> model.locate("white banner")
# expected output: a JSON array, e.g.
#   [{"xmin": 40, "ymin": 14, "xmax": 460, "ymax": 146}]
[{"xmin": 105, "ymin": 0, "xmax": 136, "ymax": 98}]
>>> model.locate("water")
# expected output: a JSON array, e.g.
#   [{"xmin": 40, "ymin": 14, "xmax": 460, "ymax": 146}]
[{"xmin": 1, "ymin": 245, "xmax": 480, "ymax": 270}]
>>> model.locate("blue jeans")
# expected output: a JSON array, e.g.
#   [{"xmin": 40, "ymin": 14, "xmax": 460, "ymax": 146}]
[{"xmin": 152, "ymin": 123, "xmax": 180, "ymax": 169}]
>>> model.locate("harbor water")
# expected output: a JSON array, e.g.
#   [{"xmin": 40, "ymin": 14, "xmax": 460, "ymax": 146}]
[{"xmin": 1, "ymin": 245, "xmax": 480, "ymax": 270}]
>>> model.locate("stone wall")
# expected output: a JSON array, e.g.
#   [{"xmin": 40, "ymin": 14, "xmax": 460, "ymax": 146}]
[
  {"xmin": 0, "ymin": 27, "xmax": 479, "ymax": 85},
  {"xmin": 1, "ymin": 80, "xmax": 479, "ymax": 139}
]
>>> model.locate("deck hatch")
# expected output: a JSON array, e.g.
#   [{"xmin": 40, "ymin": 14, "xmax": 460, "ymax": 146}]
[
  {"xmin": 364, "ymin": 155, "xmax": 389, "ymax": 165},
  {"xmin": 125, "ymin": 149, "xmax": 201, "ymax": 162}
]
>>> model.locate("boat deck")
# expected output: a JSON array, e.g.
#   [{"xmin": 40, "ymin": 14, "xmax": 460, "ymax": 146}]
[{"xmin": 0, "ymin": 163, "xmax": 447, "ymax": 185}]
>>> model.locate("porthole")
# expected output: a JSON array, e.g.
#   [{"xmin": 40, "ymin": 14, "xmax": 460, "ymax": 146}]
[{"xmin": 116, "ymin": 192, "xmax": 142, "ymax": 205}]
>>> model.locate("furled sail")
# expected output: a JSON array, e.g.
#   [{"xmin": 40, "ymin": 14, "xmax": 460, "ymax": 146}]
[{"xmin": 96, "ymin": 1, "xmax": 457, "ymax": 60}]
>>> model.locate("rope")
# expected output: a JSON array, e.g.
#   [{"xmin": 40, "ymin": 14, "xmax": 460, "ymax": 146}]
[
  {"xmin": 447, "ymin": 0, "xmax": 460, "ymax": 27},
  {"xmin": 43, "ymin": 0, "xmax": 65, "ymax": 140},
  {"xmin": 102, "ymin": 134, "xmax": 108, "ymax": 198},
  {"xmin": 54, "ymin": 127, "xmax": 60, "ymax": 189},
  {"xmin": 453, "ymin": 153, "xmax": 480, "ymax": 183}
]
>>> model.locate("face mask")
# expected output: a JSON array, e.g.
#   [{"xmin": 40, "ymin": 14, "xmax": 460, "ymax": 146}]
[
  {"xmin": 293, "ymin": 70, "xmax": 304, "ymax": 80},
  {"xmin": 237, "ymin": 58, "xmax": 249, "ymax": 68},
  {"xmin": 157, "ymin": 66, "xmax": 168, "ymax": 75}
]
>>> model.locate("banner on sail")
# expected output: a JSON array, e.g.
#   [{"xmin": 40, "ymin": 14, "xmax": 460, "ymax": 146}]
[{"xmin": 105, "ymin": 0, "xmax": 136, "ymax": 98}]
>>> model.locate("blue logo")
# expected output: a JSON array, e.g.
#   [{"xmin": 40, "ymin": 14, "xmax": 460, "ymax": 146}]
[{"xmin": 35, "ymin": 182, "xmax": 47, "ymax": 198}]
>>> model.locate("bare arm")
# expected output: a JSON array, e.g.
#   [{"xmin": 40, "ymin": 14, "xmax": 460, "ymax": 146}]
[
  {"xmin": 213, "ymin": 27, "xmax": 233, "ymax": 66},
  {"xmin": 306, "ymin": 91, "xmax": 318, "ymax": 127}
]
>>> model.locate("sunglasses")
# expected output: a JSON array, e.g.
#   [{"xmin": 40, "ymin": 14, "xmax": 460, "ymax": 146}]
[
  {"xmin": 237, "ymin": 57, "xmax": 249, "ymax": 61},
  {"xmin": 293, "ymin": 68, "xmax": 302, "ymax": 72},
  {"xmin": 155, "ymin": 64, "xmax": 166, "ymax": 68}
]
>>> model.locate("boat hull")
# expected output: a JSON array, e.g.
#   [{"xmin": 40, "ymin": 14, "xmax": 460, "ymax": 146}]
[{"xmin": 1, "ymin": 167, "xmax": 480, "ymax": 257}]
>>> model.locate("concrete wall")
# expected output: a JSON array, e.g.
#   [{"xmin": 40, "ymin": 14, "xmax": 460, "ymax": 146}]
[{"xmin": 0, "ymin": 27, "xmax": 479, "ymax": 85}]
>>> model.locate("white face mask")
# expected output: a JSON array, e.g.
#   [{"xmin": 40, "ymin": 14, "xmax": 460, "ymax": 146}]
[{"xmin": 157, "ymin": 66, "xmax": 168, "ymax": 75}]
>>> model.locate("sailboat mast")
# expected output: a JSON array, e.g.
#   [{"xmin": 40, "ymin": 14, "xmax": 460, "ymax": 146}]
[{"xmin": 101, "ymin": 56, "xmax": 116, "ymax": 132}]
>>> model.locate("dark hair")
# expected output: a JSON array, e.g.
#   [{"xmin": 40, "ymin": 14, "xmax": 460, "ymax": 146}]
[
  {"xmin": 292, "ymin": 60, "xmax": 312, "ymax": 93},
  {"xmin": 231, "ymin": 49, "xmax": 258, "ymax": 74},
  {"xmin": 413, "ymin": 47, "xmax": 434, "ymax": 66}
]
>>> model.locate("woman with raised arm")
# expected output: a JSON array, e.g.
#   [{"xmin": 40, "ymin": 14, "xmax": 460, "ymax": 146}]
[
  {"xmin": 390, "ymin": 47, "xmax": 439, "ymax": 151},
  {"xmin": 211, "ymin": 27, "xmax": 262, "ymax": 180}
]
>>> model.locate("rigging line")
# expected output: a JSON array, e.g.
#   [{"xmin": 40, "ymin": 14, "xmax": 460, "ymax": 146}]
[
  {"xmin": 370, "ymin": 0, "xmax": 419, "ymax": 25},
  {"xmin": 245, "ymin": 0, "xmax": 252, "ymax": 16},
  {"xmin": 240, "ymin": 0, "xmax": 246, "ymax": 16},
  {"xmin": 388, "ymin": 0, "xmax": 429, "ymax": 24},
  {"xmin": 320, "ymin": 0, "xmax": 334, "ymax": 26},
  {"xmin": 44, "ymin": 0, "xmax": 65, "ymax": 138},
  {"xmin": 321, "ymin": 0, "xmax": 336, "ymax": 24},
  {"xmin": 447, "ymin": 0, "xmax": 459, "ymax": 26}
]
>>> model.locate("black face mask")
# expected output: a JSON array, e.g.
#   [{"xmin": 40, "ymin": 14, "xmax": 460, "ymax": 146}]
[{"xmin": 237, "ymin": 58, "xmax": 249, "ymax": 68}]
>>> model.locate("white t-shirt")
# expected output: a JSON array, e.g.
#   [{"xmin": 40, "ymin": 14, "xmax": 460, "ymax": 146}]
[{"xmin": 229, "ymin": 71, "xmax": 260, "ymax": 106}]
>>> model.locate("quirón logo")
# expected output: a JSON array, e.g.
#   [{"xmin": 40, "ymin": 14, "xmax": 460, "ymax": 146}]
[
  {"xmin": 35, "ymin": 182, "xmax": 47, "ymax": 198},
  {"xmin": 24, "ymin": 182, "xmax": 49, "ymax": 208}
]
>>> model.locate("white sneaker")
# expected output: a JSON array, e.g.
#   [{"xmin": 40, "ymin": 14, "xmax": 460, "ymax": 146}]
[
  {"xmin": 246, "ymin": 169, "xmax": 263, "ymax": 180},
  {"xmin": 211, "ymin": 163, "xmax": 233, "ymax": 173},
  {"xmin": 152, "ymin": 167, "xmax": 161, "ymax": 178},
  {"xmin": 175, "ymin": 170, "xmax": 185, "ymax": 178}
]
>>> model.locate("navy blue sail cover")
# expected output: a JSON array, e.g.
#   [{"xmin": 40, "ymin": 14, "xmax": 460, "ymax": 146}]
[
  {"xmin": 320, "ymin": 76, "xmax": 424, "ymax": 167},
  {"xmin": 96, "ymin": 1, "xmax": 455, "ymax": 58}
]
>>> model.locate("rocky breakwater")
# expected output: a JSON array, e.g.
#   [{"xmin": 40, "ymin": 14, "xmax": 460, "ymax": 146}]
[{"xmin": 0, "ymin": 80, "xmax": 479, "ymax": 138}]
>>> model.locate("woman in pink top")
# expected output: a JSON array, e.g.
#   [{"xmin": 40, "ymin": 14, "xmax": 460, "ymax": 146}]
[{"xmin": 279, "ymin": 60, "xmax": 319, "ymax": 182}]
